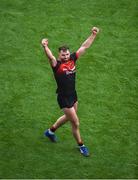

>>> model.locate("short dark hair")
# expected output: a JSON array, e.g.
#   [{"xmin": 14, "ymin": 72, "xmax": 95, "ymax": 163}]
[{"xmin": 58, "ymin": 45, "xmax": 70, "ymax": 52}]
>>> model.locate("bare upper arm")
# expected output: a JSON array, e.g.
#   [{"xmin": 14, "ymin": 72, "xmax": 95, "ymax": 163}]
[
  {"xmin": 76, "ymin": 46, "xmax": 86, "ymax": 58},
  {"xmin": 48, "ymin": 56, "xmax": 57, "ymax": 67}
]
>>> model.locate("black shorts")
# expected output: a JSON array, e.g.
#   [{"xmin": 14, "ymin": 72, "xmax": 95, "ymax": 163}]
[{"xmin": 57, "ymin": 91, "xmax": 78, "ymax": 109}]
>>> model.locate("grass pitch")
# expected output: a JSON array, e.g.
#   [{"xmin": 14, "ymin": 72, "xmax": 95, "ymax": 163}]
[{"xmin": 0, "ymin": 0, "xmax": 137, "ymax": 178}]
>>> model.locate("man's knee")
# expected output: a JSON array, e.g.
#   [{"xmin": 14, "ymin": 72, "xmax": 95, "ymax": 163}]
[
  {"xmin": 71, "ymin": 118, "xmax": 80, "ymax": 128},
  {"xmin": 75, "ymin": 121, "xmax": 80, "ymax": 128},
  {"xmin": 63, "ymin": 107, "xmax": 79, "ymax": 127}
]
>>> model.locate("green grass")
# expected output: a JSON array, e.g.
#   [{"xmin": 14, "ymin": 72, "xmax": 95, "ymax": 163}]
[{"xmin": 0, "ymin": 0, "xmax": 137, "ymax": 178}]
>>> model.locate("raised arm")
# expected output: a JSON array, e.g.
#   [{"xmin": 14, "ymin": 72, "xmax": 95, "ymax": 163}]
[
  {"xmin": 41, "ymin": 39, "xmax": 57, "ymax": 67},
  {"xmin": 76, "ymin": 27, "xmax": 99, "ymax": 58}
]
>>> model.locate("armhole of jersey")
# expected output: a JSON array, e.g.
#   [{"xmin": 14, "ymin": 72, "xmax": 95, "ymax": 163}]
[
  {"xmin": 70, "ymin": 52, "xmax": 79, "ymax": 62},
  {"xmin": 52, "ymin": 60, "xmax": 60, "ymax": 72},
  {"xmin": 76, "ymin": 52, "xmax": 79, "ymax": 60}
]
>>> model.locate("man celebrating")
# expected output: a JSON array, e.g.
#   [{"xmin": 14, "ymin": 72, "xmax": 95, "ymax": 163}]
[{"xmin": 41, "ymin": 27, "xmax": 99, "ymax": 157}]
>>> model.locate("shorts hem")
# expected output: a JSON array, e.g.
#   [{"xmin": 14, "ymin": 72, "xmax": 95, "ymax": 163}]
[{"xmin": 59, "ymin": 100, "xmax": 77, "ymax": 109}]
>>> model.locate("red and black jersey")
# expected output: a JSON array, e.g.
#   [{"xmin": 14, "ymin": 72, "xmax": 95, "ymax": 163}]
[{"xmin": 52, "ymin": 52, "xmax": 78, "ymax": 95}]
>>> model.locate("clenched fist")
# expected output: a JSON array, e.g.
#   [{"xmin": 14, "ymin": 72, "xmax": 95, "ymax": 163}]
[
  {"xmin": 92, "ymin": 27, "xmax": 99, "ymax": 35},
  {"xmin": 41, "ymin": 38, "xmax": 48, "ymax": 47}
]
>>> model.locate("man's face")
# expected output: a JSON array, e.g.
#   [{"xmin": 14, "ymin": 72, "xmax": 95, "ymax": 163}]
[{"xmin": 59, "ymin": 50, "xmax": 70, "ymax": 61}]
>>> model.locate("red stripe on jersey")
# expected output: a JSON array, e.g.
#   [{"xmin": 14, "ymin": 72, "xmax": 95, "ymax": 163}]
[{"xmin": 57, "ymin": 60, "xmax": 75, "ymax": 74}]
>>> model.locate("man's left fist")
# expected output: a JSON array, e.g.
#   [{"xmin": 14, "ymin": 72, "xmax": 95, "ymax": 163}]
[
  {"xmin": 41, "ymin": 38, "xmax": 48, "ymax": 47},
  {"xmin": 92, "ymin": 27, "xmax": 99, "ymax": 35}
]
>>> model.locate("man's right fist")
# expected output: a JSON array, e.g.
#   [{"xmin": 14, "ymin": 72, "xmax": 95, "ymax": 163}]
[{"xmin": 41, "ymin": 38, "xmax": 48, "ymax": 47}]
